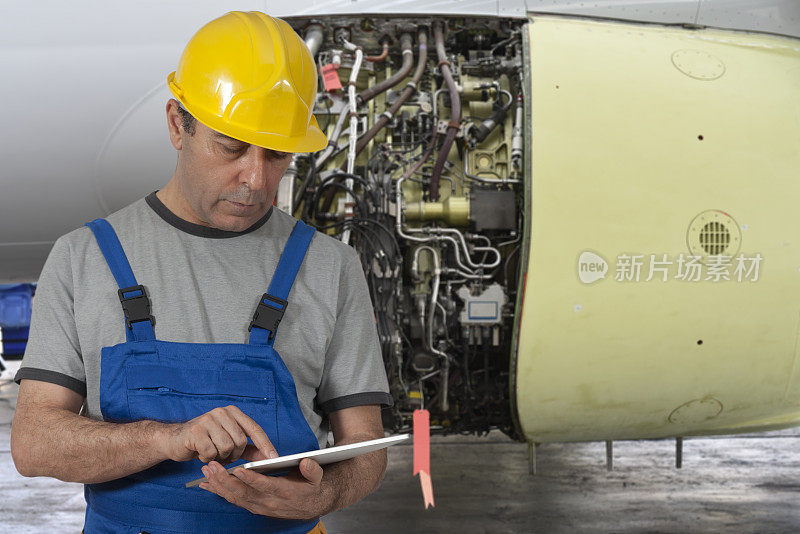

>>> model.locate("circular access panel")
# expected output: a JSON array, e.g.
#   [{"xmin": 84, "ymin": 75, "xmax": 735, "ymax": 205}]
[{"xmin": 671, "ymin": 49, "xmax": 726, "ymax": 80}]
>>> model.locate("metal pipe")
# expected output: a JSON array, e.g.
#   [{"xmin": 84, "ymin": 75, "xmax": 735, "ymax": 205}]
[
  {"xmin": 304, "ymin": 24, "xmax": 324, "ymax": 57},
  {"xmin": 292, "ymin": 107, "xmax": 349, "ymax": 212},
  {"xmin": 307, "ymin": 107, "xmax": 348, "ymax": 181},
  {"xmin": 342, "ymin": 40, "xmax": 364, "ymax": 176},
  {"xmin": 432, "ymin": 88, "xmax": 447, "ymax": 125},
  {"xmin": 511, "ymin": 93, "xmax": 524, "ymax": 171},
  {"xmin": 391, "ymin": 145, "xmax": 497, "ymax": 277},
  {"xmin": 441, "ymin": 354, "xmax": 450, "ymax": 412},
  {"xmin": 395, "ymin": 176, "xmax": 499, "ymax": 277},
  {"xmin": 462, "ymin": 149, "xmax": 521, "ymax": 184},
  {"xmin": 414, "ymin": 245, "xmax": 450, "ymax": 412},
  {"xmin": 441, "ymin": 266, "xmax": 492, "ymax": 280},
  {"xmin": 366, "ymin": 41, "xmax": 389, "ymax": 62},
  {"xmin": 341, "ymin": 40, "xmax": 365, "ymax": 244},
  {"xmin": 276, "ymin": 158, "xmax": 297, "ymax": 213}
]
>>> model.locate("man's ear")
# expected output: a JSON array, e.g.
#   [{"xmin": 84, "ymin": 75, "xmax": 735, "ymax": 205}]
[{"xmin": 166, "ymin": 98, "xmax": 183, "ymax": 151}]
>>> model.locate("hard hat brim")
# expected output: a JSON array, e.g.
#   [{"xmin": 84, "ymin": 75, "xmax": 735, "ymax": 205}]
[{"xmin": 168, "ymin": 73, "xmax": 328, "ymax": 154}]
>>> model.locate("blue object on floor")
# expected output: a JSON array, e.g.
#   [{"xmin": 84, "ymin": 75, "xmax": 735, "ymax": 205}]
[
  {"xmin": 0, "ymin": 284, "xmax": 35, "ymax": 329},
  {"xmin": 0, "ymin": 284, "xmax": 35, "ymax": 359}
]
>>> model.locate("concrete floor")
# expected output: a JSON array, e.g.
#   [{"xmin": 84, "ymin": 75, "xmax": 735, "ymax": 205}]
[{"xmin": 3, "ymin": 371, "xmax": 800, "ymax": 533}]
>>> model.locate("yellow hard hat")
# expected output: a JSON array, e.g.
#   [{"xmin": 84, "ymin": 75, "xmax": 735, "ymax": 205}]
[{"xmin": 167, "ymin": 11, "xmax": 327, "ymax": 153}]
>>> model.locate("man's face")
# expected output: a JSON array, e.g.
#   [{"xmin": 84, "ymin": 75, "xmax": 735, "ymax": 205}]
[{"xmin": 168, "ymin": 101, "xmax": 293, "ymax": 232}]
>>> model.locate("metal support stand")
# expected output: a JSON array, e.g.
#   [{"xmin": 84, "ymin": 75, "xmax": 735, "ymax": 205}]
[
  {"xmin": 676, "ymin": 437, "xmax": 683, "ymax": 469},
  {"xmin": 606, "ymin": 440, "xmax": 613, "ymax": 471},
  {"xmin": 528, "ymin": 441, "xmax": 537, "ymax": 475}
]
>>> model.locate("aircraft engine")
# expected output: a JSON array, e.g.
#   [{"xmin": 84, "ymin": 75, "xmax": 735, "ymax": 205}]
[{"xmin": 285, "ymin": 13, "xmax": 800, "ymax": 444}]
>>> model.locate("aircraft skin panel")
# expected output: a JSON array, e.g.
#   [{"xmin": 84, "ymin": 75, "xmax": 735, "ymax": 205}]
[
  {"xmin": 528, "ymin": 0, "xmax": 701, "ymax": 26},
  {"xmin": 0, "ymin": 1, "xmax": 265, "ymax": 282},
  {"xmin": 528, "ymin": 1, "xmax": 800, "ymax": 39},
  {"xmin": 696, "ymin": 0, "xmax": 800, "ymax": 39},
  {"xmin": 268, "ymin": 0, "xmax": 529, "ymax": 17},
  {"xmin": 516, "ymin": 14, "xmax": 800, "ymax": 442}
]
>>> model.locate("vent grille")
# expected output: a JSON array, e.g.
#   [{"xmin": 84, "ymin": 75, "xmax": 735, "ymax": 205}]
[
  {"xmin": 699, "ymin": 221, "xmax": 731, "ymax": 255},
  {"xmin": 687, "ymin": 210, "xmax": 741, "ymax": 262}
]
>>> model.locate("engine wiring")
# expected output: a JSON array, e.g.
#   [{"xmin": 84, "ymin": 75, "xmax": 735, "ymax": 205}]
[{"xmin": 286, "ymin": 16, "xmax": 525, "ymax": 438}]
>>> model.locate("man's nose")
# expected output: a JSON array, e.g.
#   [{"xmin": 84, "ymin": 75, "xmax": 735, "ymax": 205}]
[{"xmin": 242, "ymin": 148, "xmax": 270, "ymax": 190}]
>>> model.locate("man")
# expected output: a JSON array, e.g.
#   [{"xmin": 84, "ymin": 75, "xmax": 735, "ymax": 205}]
[{"xmin": 10, "ymin": 11, "xmax": 392, "ymax": 533}]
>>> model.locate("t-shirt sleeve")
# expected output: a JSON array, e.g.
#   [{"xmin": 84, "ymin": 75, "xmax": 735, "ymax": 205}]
[
  {"xmin": 316, "ymin": 252, "xmax": 393, "ymax": 414},
  {"xmin": 13, "ymin": 236, "xmax": 87, "ymax": 397}
]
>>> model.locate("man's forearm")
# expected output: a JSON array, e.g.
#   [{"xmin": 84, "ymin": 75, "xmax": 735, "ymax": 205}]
[
  {"xmin": 318, "ymin": 439, "xmax": 388, "ymax": 515},
  {"xmin": 12, "ymin": 405, "xmax": 168, "ymax": 484}
]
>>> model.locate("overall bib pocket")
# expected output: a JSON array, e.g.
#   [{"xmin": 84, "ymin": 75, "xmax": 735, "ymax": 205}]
[
  {"xmin": 125, "ymin": 362, "xmax": 278, "ymax": 488},
  {"xmin": 125, "ymin": 363, "xmax": 277, "ymax": 424}
]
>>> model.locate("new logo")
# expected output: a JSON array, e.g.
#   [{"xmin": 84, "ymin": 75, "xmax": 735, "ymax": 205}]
[{"xmin": 577, "ymin": 251, "xmax": 608, "ymax": 284}]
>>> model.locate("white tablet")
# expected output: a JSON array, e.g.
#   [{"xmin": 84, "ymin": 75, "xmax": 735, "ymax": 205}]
[{"xmin": 186, "ymin": 434, "xmax": 410, "ymax": 488}]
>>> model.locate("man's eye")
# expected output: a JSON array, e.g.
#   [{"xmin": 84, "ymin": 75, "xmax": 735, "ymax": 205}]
[{"xmin": 224, "ymin": 144, "xmax": 245, "ymax": 154}]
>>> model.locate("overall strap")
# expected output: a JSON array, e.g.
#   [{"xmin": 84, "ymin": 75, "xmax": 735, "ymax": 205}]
[
  {"xmin": 85, "ymin": 218, "xmax": 156, "ymax": 342},
  {"xmin": 249, "ymin": 220, "xmax": 316, "ymax": 346}
]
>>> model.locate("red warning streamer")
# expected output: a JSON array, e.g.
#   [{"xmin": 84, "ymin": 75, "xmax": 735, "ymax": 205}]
[
  {"xmin": 321, "ymin": 64, "xmax": 342, "ymax": 92},
  {"xmin": 413, "ymin": 409, "xmax": 434, "ymax": 508}
]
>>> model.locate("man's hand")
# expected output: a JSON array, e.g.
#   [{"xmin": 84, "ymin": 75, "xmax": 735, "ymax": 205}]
[
  {"xmin": 199, "ymin": 458, "xmax": 331, "ymax": 520},
  {"xmin": 158, "ymin": 405, "xmax": 278, "ymax": 465},
  {"xmin": 195, "ymin": 405, "xmax": 386, "ymax": 519}
]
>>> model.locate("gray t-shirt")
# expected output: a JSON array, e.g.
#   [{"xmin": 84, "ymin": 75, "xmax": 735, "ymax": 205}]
[{"xmin": 14, "ymin": 192, "xmax": 392, "ymax": 448}]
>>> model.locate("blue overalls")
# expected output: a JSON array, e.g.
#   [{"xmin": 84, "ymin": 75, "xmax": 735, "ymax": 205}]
[{"xmin": 81, "ymin": 218, "xmax": 321, "ymax": 534}]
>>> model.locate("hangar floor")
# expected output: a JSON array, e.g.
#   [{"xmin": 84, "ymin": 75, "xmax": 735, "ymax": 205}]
[{"xmin": 2, "ymin": 377, "xmax": 799, "ymax": 533}]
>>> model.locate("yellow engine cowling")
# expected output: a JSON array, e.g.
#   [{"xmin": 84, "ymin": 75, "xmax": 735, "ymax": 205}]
[{"xmin": 514, "ymin": 15, "xmax": 800, "ymax": 442}]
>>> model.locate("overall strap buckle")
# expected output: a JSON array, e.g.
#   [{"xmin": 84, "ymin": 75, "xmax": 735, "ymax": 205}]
[
  {"xmin": 248, "ymin": 293, "xmax": 288, "ymax": 340},
  {"xmin": 117, "ymin": 285, "xmax": 155, "ymax": 330}
]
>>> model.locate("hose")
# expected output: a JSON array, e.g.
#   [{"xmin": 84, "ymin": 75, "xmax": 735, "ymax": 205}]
[
  {"xmin": 357, "ymin": 33, "xmax": 414, "ymax": 105},
  {"xmin": 354, "ymin": 32, "xmax": 428, "ymax": 158},
  {"xmin": 321, "ymin": 33, "xmax": 416, "ymax": 213},
  {"xmin": 430, "ymin": 22, "xmax": 461, "ymax": 202}
]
